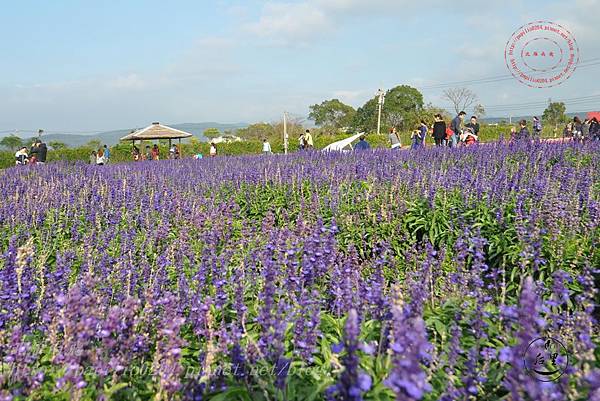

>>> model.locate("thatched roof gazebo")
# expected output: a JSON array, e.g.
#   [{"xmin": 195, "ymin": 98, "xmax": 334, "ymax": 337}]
[
  {"xmin": 121, "ymin": 122, "xmax": 193, "ymax": 159},
  {"xmin": 121, "ymin": 122, "xmax": 192, "ymax": 142}
]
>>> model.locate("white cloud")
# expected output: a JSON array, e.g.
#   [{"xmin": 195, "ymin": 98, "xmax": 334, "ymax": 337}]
[
  {"xmin": 243, "ymin": 0, "xmax": 506, "ymax": 47},
  {"xmin": 245, "ymin": 2, "xmax": 330, "ymax": 45}
]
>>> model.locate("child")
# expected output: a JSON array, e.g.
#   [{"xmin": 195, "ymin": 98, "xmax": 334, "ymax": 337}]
[
  {"xmin": 132, "ymin": 146, "xmax": 140, "ymax": 161},
  {"xmin": 445, "ymin": 127, "xmax": 454, "ymax": 147},
  {"xmin": 509, "ymin": 126, "xmax": 517, "ymax": 142},
  {"xmin": 410, "ymin": 129, "xmax": 422, "ymax": 150},
  {"xmin": 461, "ymin": 127, "xmax": 478, "ymax": 146}
]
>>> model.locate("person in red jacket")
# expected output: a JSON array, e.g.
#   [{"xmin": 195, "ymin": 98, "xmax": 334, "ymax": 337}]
[{"xmin": 445, "ymin": 127, "xmax": 454, "ymax": 147}]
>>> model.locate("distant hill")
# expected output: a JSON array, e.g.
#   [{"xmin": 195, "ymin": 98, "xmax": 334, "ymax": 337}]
[{"xmin": 1, "ymin": 122, "xmax": 248, "ymax": 147}]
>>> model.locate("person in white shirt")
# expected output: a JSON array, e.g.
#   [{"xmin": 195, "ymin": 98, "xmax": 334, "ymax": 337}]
[
  {"xmin": 96, "ymin": 148, "xmax": 106, "ymax": 165},
  {"xmin": 262, "ymin": 139, "xmax": 272, "ymax": 154},
  {"xmin": 209, "ymin": 143, "xmax": 217, "ymax": 157},
  {"xmin": 303, "ymin": 129, "xmax": 314, "ymax": 148},
  {"xmin": 15, "ymin": 147, "xmax": 28, "ymax": 165},
  {"xmin": 388, "ymin": 127, "xmax": 401, "ymax": 149}
]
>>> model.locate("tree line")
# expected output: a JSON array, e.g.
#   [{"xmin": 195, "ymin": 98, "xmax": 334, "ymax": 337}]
[
  {"xmin": 197, "ymin": 85, "xmax": 570, "ymax": 142},
  {"xmin": 1, "ymin": 85, "xmax": 572, "ymax": 154}
]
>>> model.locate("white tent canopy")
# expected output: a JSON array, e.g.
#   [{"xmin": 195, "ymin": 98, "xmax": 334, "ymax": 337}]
[{"xmin": 322, "ymin": 132, "xmax": 364, "ymax": 152}]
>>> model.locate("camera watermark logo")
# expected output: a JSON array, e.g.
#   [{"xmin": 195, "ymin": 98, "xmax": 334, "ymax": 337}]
[
  {"xmin": 505, "ymin": 21, "xmax": 580, "ymax": 88},
  {"xmin": 523, "ymin": 337, "xmax": 569, "ymax": 382}
]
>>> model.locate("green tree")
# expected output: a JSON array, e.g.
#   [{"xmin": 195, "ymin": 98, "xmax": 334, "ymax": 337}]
[
  {"xmin": 203, "ymin": 128, "xmax": 221, "ymax": 140},
  {"xmin": 353, "ymin": 85, "xmax": 424, "ymax": 132},
  {"xmin": 236, "ymin": 123, "xmax": 275, "ymax": 141},
  {"xmin": 49, "ymin": 141, "xmax": 68, "ymax": 150},
  {"xmin": 308, "ymin": 99, "xmax": 356, "ymax": 130},
  {"xmin": 418, "ymin": 104, "xmax": 452, "ymax": 125},
  {"xmin": 542, "ymin": 101, "xmax": 567, "ymax": 130},
  {"xmin": 0, "ymin": 134, "xmax": 24, "ymax": 151}
]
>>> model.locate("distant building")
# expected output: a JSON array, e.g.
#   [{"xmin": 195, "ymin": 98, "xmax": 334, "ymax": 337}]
[{"xmin": 210, "ymin": 135, "xmax": 243, "ymax": 144}]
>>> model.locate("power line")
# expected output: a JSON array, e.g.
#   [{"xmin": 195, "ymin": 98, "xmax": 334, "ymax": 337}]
[
  {"xmin": 478, "ymin": 95, "xmax": 600, "ymax": 111},
  {"xmin": 419, "ymin": 58, "xmax": 600, "ymax": 90},
  {"xmin": 437, "ymin": 92, "xmax": 600, "ymax": 117}
]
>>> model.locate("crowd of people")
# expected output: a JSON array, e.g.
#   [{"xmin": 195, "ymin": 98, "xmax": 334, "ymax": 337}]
[
  {"xmin": 299, "ymin": 129, "xmax": 314, "ymax": 150},
  {"xmin": 562, "ymin": 116, "xmax": 600, "ymax": 142},
  {"xmin": 14, "ymin": 139, "xmax": 48, "ymax": 165},
  {"xmin": 409, "ymin": 112, "xmax": 483, "ymax": 149},
  {"xmin": 13, "ymin": 115, "xmax": 600, "ymax": 167},
  {"xmin": 129, "ymin": 144, "xmax": 184, "ymax": 162},
  {"xmin": 129, "ymin": 142, "xmax": 214, "ymax": 161},
  {"xmin": 89, "ymin": 145, "xmax": 111, "ymax": 165},
  {"xmin": 386, "ymin": 112, "xmax": 600, "ymax": 150},
  {"xmin": 382, "ymin": 112, "xmax": 484, "ymax": 150}
]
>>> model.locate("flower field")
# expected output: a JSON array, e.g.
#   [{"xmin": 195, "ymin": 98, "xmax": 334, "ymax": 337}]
[{"xmin": 0, "ymin": 142, "xmax": 599, "ymax": 401}]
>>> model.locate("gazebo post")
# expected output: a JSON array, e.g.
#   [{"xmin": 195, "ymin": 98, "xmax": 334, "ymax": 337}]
[
  {"xmin": 168, "ymin": 139, "xmax": 172, "ymax": 159},
  {"xmin": 179, "ymin": 138, "xmax": 181, "ymax": 158}
]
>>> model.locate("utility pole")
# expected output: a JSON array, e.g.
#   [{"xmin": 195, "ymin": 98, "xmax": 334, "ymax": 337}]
[
  {"xmin": 376, "ymin": 89, "xmax": 385, "ymax": 135},
  {"xmin": 283, "ymin": 112, "xmax": 289, "ymax": 155}
]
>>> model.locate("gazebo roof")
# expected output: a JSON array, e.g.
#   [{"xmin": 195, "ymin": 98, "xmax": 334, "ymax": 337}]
[{"xmin": 120, "ymin": 122, "xmax": 193, "ymax": 141}]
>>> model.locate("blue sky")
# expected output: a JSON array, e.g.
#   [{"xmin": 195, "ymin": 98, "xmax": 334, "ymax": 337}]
[{"xmin": 1, "ymin": 0, "xmax": 599, "ymax": 133}]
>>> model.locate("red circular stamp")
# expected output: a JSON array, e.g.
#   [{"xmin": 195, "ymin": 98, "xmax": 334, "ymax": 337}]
[{"xmin": 505, "ymin": 21, "xmax": 580, "ymax": 88}]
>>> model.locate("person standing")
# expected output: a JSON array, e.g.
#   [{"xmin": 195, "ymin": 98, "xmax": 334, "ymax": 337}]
[
  {"xmin": 388, "ymin": 127, "xmax": 401, "ymax": 150},
  {"xmin": 572, "ymin": 117, "xmax": 583, "ymax": 142},
  {"xmin": 590, "ymin": 117, "xmax": 600, "ymax": 141},
  {"xmin": 515, "ymin": 120, "xmax": 530, "ymax": 141},
  {"xmin": 450, "ymin": 111, "xmax": 466, "ymax": 148},
  {"xmin": 532, "ymin": 116, "xmax": 543, "ymax": 139},
  {"xmin": 509, "ymin": 126, "xmax": 517, "ymax": 142},
  {"xmin": 151, "ymin": 144, "xmax": 160, "ymax": 160},
  {"xmin": 354, "ymin": 135, "xmax": 370, "ymax": 151},
  {"xmin": 89, "ymin": 151, "xmax": 97, "ymax": 164},
  {"xmin": 30, "ymin": 139, "xmax": 48, "ymax": 164},
  {"xmin": 410, "ymin": 129, "xmax": 422, "ymax": 150},
  {"xmin": 144, "ymin": 145, "xmax": 152, "ymax": 160},
  {"xmin": 432, "ymin": 114, "xmax": 446, "ymax": 147},
  {"xmin": 132, "ymin": 145, "xmax": 140, "ymax": 161},
  {"xmin": 103, "ymin": 144, "xmax": 111, "ymax": 163},
  {"xmin": 209, "ymin": 142, "xmax": 217, "ymax": 157},
  {"xmin": 96, "ymin": 149, "xmax": 106, "ymax": 165},
  {"xmin": 304, "ymin": 129, "xmax": 314, "ymax": 149},
  {"xmin": 419, "ymin": 121, "xmax": 428, "ymax": 148},
  {"xmin": 582, "ymin": 118, "xmax": 591, "ymax": 141},
  {"xmin": 298, "ymin": 132, "xmax": 306, "ymax": 150},
  {"xmin": 262, "ymin": 139, "xmax": 272, "ymax": 154}
]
